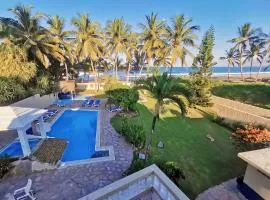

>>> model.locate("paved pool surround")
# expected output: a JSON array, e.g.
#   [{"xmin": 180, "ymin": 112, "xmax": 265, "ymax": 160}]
[{"xmin": 0, "ymin": 109, "xmax": 133, "ymax": 200}]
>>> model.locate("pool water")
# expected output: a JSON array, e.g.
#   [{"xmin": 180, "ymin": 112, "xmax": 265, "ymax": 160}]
[
  {"xmin": 55, "ymin": 95, "xmax": 90, "ymax": 106},
  {"xmin": 48, "ymin": 110, "xmax": 98, "ymax": 162},
  {"xmin": 0, "ymin": 139, "xmax": 40, "ymax": 157}
]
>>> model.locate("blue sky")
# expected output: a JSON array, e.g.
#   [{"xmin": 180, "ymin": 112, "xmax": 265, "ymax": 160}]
[{"xmin": 1, "ymin": 0, "xmax": 270, "ymax": 66}]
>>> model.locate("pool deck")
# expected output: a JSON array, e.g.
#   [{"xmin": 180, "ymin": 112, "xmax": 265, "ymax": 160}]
[{"xmin": 0, "ymin": 105, "xmax": 134, "ymax": 200}]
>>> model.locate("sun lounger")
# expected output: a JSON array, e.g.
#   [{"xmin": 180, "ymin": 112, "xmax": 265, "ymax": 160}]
[
  {"xmin": 87, "ymin": 100, "xmax": 95, "ymax": 107},
  {"xmin": 93, "ymin": 100, "xmax": 101, "ymax": 107},
  {"xmin": 13, "ymin": 179, "xmax": 36, "ymax": 200},
  {"xmin": 106, "ymin": 105, "xmax": 122, "ymax": 112}
]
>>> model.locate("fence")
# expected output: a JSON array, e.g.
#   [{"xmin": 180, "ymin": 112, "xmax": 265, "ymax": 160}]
[{"xmin": 211, "ymin": 96, "xmax": 270, "ymax": 129}]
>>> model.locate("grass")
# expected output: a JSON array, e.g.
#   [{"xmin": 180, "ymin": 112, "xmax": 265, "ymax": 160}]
[
  {"xmin": 111, "ymin": 93, "xmax": 246, "ymax": 199},
  {"xmin": 212, "ymin": 82, "xmax": 270, "ymax": 109}
]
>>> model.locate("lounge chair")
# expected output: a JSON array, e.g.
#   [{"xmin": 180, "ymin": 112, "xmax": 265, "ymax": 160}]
[
  {"xmin": 93, "ymin": 100, "xmax": 101, "ymax": 107},
  {"xmin": 106, "ymin": 105, "xmax": 122, "ymax": 112},
  {"xmin": 87, "ymin": 100, "xmax": 95, "ymax": 107},
  {"xmin": 13, "ymin": 179, "xmax": 36, "ymax": 200}
]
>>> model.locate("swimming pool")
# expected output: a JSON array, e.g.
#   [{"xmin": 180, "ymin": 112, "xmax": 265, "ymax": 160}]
[
  {"xmin": 48, "ymin": 110, "xmax": 98, "ymax": 162},
  {"xmin": 54, "ymin": 95, "xmax": 90, "ymax": 106},
  {"xmin": 0, "ymin": 139, "xmax": 40, "ymax": 158}
]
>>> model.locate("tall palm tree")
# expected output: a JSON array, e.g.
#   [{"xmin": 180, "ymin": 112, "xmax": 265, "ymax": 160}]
[
  {"xmin": 166, "ymin": 15, "xmax": 200, "ymax": 72},
  {"xmin": 256, "ymin": 34, "xmax": 270, "ymax": 80},
  {"xmin": 220, "ymin": 48, "xmax": 238, "ymax": 80},
  {"xmin": 0, "ymin": 4, "xmax": 64, "ymax": 68},
  {"xmin": 72, "ymin": 13, "xmax": 103, "ymax": 75},
  {"xmin": 136, "ymin": 72, "xmax": 190, "ymax": 158},
  {"xmin": 47, "ymin": 15, "xmax": 73, "ymax": 80},
  {"xmin": 125, "ymin": 33, "xmax": 138, "ymax": 82},
  {"xmin": 105, "ymin": 17, "xmax": 131, "ymax": 78},
  {"xmin": 139, "ymin": 12, "xmax": 166, "ymax": 68},
  {"xmin": 244, "ymin": 42, "xmax": 264, "ymax": 79},
  {"xmin": 229, "ymin": 23, "xmax": 261, "ymax": 80},
  {"xmin": 132, "ymin": 45, "xmax": 147, "ymax": 75}
]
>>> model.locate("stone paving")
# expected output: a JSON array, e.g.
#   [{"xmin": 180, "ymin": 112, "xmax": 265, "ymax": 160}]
[
  {"xmin": 0, "ymin": 108, "xmax": 133, "ymax": 200},
  {"xmin": 196, "ymin": 178, "xmax": 247, "ymax": 200}
]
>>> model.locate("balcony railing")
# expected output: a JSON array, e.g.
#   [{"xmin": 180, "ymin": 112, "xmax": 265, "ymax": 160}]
[{"xmin": 79, "ymin": 164, "xmax": 189, "ymax": 200}]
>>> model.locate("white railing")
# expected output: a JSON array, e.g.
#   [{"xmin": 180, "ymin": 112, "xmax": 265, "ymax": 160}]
[{"xmin": 79, "ymin": 164, "xmax": 189, "ymax": 200}]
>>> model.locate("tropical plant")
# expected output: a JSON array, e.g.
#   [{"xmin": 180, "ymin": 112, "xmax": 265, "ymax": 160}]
[
  {"xmin": 72, "ymin": 13, "xmax": 103, "ymax": 75},
  {"xmin": 105, "ymin": 17, "xmax": 131, "ymax": 77},
  {"xmin": 0, "ymin": 4, "xmax": 64, "ymax": 68},
  {"xmin": 125, "ymin": 33, "xmax": 138, "ymax": 82},
  {"xmin": 106, "ymin": 88, "xmax": 139, "ymax": 111},
  {"xmin": 132, "ymin": 47, "xmax": 147, "ymax": 74},
  {"xmin": 191, "ymin": 27, "xmax": 216, "ymax": 106},
  {"xmin": 139, "ymin": 12, "xmax": 166, "ymax": 68},
  {"xmin": 136, "ymin": 72, "xmax": 190, "ymax": 158},
  {"xmin": 220, "ymin": 48, "xmax": 238, "ymax": 80},
  {"xmin": 244, "ymin": 42, "xmax": 264, "ymax": 79},
  {"xmin": 0, "ymin": 43, "xmax": 36, "ymax": 82},
  {"xmin": 47, "ymin": 15, "xmax": 73, "ymax": 80},
  {"xmin": 166, "ymin": 14, "xmax": 199, "ymax": 73},
  {"xmin": 256, "ymin": 33, "xmax": 270, "ymax": 80},
  {"xmin": 0, "ymin": 77, "xmax": 27, "ymax": 105},
  {"xmin": 229, "ymin": 23, "xmax": 261, "ymax": 80}
]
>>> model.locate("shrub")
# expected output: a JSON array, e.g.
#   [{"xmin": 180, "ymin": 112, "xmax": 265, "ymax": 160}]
[
  {"xmin": 0, "ymin": 77, "xmax": 27, "ymax": 105},
  {"xmin": 120, "ymin": 119, "xmax": 146, "ymax": 149},
  {"xmin": 232, "ymin": 125, "xmax": 270, "ymax": 144},
  {"xmin": 106, "ymin": 88, "xmax": 139, "ymax": 111},
  {"xmin": 156, "ymin": 160, "xmax": 185, "ymax": 187},
  {"xmin": 124, "ymin": 155, "xmax": 146, "ymax": 176},
  {"xmin": 100, "ymin": 75, "xmax": 128, "ymax": 91},
  {"xmin": 0, "ymin": 155, "xmax": 13, "ymax": 178}
]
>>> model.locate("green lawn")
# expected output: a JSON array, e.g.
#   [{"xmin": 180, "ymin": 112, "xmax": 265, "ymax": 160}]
[
  {"xmin": 111, "ymin": 98, "xmax": 246, "ymax": 199},
  {"xmin": 212, "ymin": 82, "xmax": 270, "ymax": 109}
]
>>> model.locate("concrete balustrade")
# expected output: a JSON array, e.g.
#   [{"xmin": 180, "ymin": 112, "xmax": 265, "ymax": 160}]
[{"xmin": 80, "ymin": 164, "xmax": 189, "ymax": 200}]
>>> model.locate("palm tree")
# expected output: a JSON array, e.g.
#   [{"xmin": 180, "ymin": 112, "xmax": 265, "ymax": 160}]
[
  {"xmin": 139, "ymin": 12, "xmax": 166, "ymax": 69},
  {"xmin": 256, "ymin": 34, "xmax": 270, "ymax": 80},
  {"xmin": 136, "ymin": 72, "xmax": 190, "ymax": 158},
  {"xmin": 244, "ymin": 42, "xmax": 264, "ymax": 79},
  {"xmin": 47, "ymin": 15, "xmax": 73, "ymax": 80},
  {"xmin": 229, "ymin": 23, "xmax": 261, "ymax": 80},
  {"xmin": 72, "ymin": 13, "xmax": 103, "ymax": 76},
  {"xmin": 125, "ymin": 32, "xmax": 138, "ymax": 82},
  {"xmin": 105, "ymin": 17, "xmax": 131, "ymax": 78},
  {"xmin": 0, "ymin": 4, "xmax": 64, "ymax": 68},
  {"xmin": 220, "ymin": 48, "xmax": 238, "ymax": 80},
  {"xmin": 166, "ymin": 15, "xmax": 200, "ymax": 73},
  {"xmin": 132, "ymin": 45, "xmax": 147, "ymax": 75}
]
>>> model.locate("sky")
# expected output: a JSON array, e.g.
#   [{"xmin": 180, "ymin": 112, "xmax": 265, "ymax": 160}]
[{"xmin": 1, "ymin": 0, "xmax": 270, "ymax": 66}]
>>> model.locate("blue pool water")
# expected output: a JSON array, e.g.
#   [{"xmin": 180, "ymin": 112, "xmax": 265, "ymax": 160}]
[
  {"xmin": 0, "ymin": 139, "xmax": 40, "ymax": 158},
  {"xmin": 48, "ymin": 110, "xmax": 98, "ymax": 162},
  {"xmin": 54, "ymin": 95, "xmax": 90, "ymax": 106}
]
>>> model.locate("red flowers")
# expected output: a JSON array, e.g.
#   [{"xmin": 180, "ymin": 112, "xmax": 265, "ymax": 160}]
[{"xmin": 232, "ymin": 125, "xmax": 270, "ymax": 143}]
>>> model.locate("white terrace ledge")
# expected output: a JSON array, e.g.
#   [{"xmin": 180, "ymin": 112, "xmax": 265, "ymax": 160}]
[
  {"xmin": 79, "ymin": 164, "xmax": 190, "ymax": 200},
  {"xmin": 238, "ymin": 147, "xmax": 270, "ymax": 199}
]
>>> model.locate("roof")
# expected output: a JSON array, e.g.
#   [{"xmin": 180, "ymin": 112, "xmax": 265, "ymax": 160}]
[
  {"xmin": 238, "ymin": 147, "xmax": 270, "ymax": 177},
  {"xmin": 0, "ymin": 106, "xmax": 47, "ymax": 130}
]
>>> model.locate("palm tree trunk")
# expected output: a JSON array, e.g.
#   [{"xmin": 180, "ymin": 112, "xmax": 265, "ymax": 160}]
[
  {"xmin": 239, "ymin": 51, "xmax": 244, "ymax": 81},
  {"xmin": 90, "ymin": 59, "xmax": 96, "ymax": 76},
  {"xmin": 169, "ymin": 65, "xmax": 173, "ymax": 77},
  {"xmin": 64, "ymin": 62, "xmax": 69, "ymax": 81},
  {"xmin": 250, "ymin": 59, "xmax": 253, "ymax": 79},
  {"xmin": 145, "ymin": 102, "xmax": 159, "ymax": 160},
  {"xmin": 127, "ymin": 62, "xmax": 131, "ymax": 82},
  {"xmin": 114, "ymin": 55, "xmax": 118, "ymax": 79},
  {"xmin": 227, "ymin": 64, "xmax": 230, "ymax": 80},
  {"xmin": 256, "ymin": 62, "xmax": 263, "ymax": 82}
]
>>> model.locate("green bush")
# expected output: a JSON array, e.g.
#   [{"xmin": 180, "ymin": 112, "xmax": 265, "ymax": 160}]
[
  {"xmin": 0, "ymin": 155, "xmax": 13, "ymax": 178},
  {"xmin": 124, "ymin": 155, "xmax": 146, "ymax": 176},
  {"xmin": 0, "ymin": 77, "xmax": 27, "ymax": 105},
  {"xmin": 155, "ymin": 160, "xmax": 185, "ymax": 187},
  {"xmin": 106, "ymin": 88, "xmax": 139, "ymax": 111},
  {"xmin": 120, "ymin": 118, "xmax": 146, "ymax": 149}
]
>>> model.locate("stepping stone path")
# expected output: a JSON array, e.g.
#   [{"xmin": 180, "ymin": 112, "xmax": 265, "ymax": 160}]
[{"xmin": 0, "ymin": 108, "xmax": 133, "ymax": 200}]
